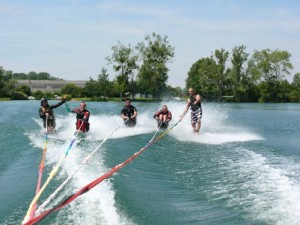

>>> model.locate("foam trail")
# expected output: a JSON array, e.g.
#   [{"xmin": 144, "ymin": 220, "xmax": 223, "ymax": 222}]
[
  {"xmin": 164, "ymin": 102, "xmax": 264, "ymax": 144},
  {"xmin": 209, "ymin": 148, "xmax": 300, "ymax": 225},
  {"xmin": 28, "ymin": 116, "xmax": 135, "ymax": 225}
]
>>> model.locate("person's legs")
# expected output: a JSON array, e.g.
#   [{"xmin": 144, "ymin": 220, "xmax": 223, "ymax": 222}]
[
  {"xmin": 194, "ymin": 108, "xmax": 202, "ymax": 134},
  {"xmin": 162, "ymin": 114, "xmax": 167, "ymax": 122},
  {"xmin": 191, "ymin": 109, "xmax": 202, "ymax": 134}
]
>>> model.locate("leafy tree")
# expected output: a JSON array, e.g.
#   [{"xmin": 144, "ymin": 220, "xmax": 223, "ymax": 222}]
[
  {"xmin": 229, "ymin": 45, "xmax": 250, "ymax": 101},
  {"xmin": 137, "ymin": 33, "xmax": 175, "ymax": 99},
  {"xmin": 292, "ymin": 72, "xmax": 300, "ymax": 86},
  {"xmin": 61, "ymin": 83, "xmax": 82, "ymax": 98},
  {"xmin": 33, "ymin": 90, "xmax": 45, "ymax": 100},
  {"xmin": 249, "ymin": 49, "xmax": 293, "ymax": 102},
  {"xmin": 16, "ymin": 84, "xmax": 31, "ymax": 96},
  {"xmin": 97, "ymin": 67, "xmax": 113, "ymax": 97},
  {"xmin": 83, "ymin": 77, "xmax": 99, "ymax": 97},
  {"xmin": 12, "ymin": 72, "xmax": 60, "ymax": 80},
  {"xmin": 10, "ymin": 91, "xmax": 28, "ymax": 100},
  {"xmin": 213, "ymin": 48, "xmax": 230, "ymax": 101},
  {"xmin": 0, "ymin": 67, "xmax": 13, "ymax": 97},
  {"xmin": 186, "ymin": 57, "xmax": 218, "ymax": 100},
  {"xmin": 13, "ymin": 73, "xmax": 27, "ymax": 79},
  {"xmin": 106, "ymin": 41, "xmax": 138, "ymax": 99},
  {"xmin": 289, "ymin": 73, "xmax": 300, "ymax": 102}
]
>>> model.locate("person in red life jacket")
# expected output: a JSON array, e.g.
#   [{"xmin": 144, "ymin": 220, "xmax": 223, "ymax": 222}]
[
  {"xmin": 180, "ymin": 88, "xmax": 202, "ymax": 134},
  {"xmin": 153, "ymin": 105, "xmax": 172, "ymax": 128},
  {"xmin": 121, "ymin": 98, "xmax": 138, "ymax": 127},
  {"xmin": 39, "ymin": 97, "xmax": 66, "ymax": 132},
  {"xmin": 71, "ymin": 102, "xmax": 90, "ymax": 133}
]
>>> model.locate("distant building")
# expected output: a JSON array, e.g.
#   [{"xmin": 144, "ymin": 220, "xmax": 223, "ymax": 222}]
[{"xmin": 16, "ymin": 80, "xmax": 87, "ymax": 93}]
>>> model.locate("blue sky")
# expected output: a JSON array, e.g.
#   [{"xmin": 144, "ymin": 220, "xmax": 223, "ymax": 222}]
[{"xmin": 1, "ymin": 0, "xmax": 299, "ymax": 87}]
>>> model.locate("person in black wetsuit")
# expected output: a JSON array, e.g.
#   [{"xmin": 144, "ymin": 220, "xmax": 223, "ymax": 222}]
[
  {"xmin": 120, "ymin": 98, "xmax": 138, "ymax": 127},
  {"xmin": 153, "ymin": 105, "xmax": 172, "ymax": 129},
  {"xmin": 180, "ymin": 88, "xmax": 202, "ymax": 134},
  {"xmin": 71, "ymin": 102, "xmax": 90, "ymax": 133},
  {"xmin": 39, "ymin": 97, "xmax": 66, "ymax": 132}
]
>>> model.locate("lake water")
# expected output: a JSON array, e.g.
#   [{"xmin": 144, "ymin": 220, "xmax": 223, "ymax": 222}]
[{"xmin": 0, "ymin": 100, "xmax": 300, "ymax": 225}]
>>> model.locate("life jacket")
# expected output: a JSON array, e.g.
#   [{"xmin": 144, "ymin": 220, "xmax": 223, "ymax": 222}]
[
  {"xmin": 41, "ymin": 106, "xmax": 54, "ymax": 119},
  {"xmin": 159, "ymin": 110, "xmax": 169, "ymax": 115},
  {"xmin": 76, "ymin": 109, "xmax": 90, "ymax": 121},
  {"xmin": 190, "ymin": 95, "xmax": 202, "ymax": 111},
  {"xmin": 75, "ymin": 109, "xmax": 90, "ymax": 133},
  {"xmin": 122, "ymin": 105, "xmax": 136, "ymax": 118}
]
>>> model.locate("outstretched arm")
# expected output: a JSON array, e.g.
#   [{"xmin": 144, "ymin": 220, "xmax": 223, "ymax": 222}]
[
  {"xmin": 181, "ymin": 100, "xmax": 190, "ymax": 117},
  {"xmin": 50, "ymin": 99, "xmax": 66, "ymax": 109}
]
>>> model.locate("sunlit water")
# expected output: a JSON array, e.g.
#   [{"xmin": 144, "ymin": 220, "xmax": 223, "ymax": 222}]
[{"xmin": 0, "ymin": 101, "xmax": 300, "ymax": 225}]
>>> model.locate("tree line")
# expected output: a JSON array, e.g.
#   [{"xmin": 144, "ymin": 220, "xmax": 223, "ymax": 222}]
[
  {"xmin": 186, "ymin": 46, "xmax": 300, "ymax": 102},
  {"xmin": 1, "ymin": 33, "xmax": 300, "ymax": 102}
]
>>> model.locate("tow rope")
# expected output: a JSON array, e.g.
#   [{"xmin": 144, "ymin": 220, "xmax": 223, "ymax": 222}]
[
  {"xmin": 22, "ymin": 123, "xmax": 84, "ymax": 224},
  {"xmin": 28, "ymin": 117, "xmax": 49, "ymax": 220},
  {"xmin": 36, "ymin": 118, "xmax": 129, "ymax": 214},
  {"xmin": 23, "ymin": 113, "xmax": 187, "ymax": 225}
]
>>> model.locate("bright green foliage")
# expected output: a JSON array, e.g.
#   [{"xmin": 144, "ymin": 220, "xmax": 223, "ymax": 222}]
[
  {"xmin": 229, "ymin": 45, "xmax": 251, "ymax": 101},
  {"xmin": 186, "ymin": 57, "xmax": 218, "ymax": 99},
  {"xmin": 213, "ymin": 48, "xmax": 230, "ymax": 101},
  {"xmin": 10, "ymin": 91, "xmax": 28, "ymax": 100},
  {"xmin": 106, "ymin": 42, "xmax": 138, "ymax": 99},
  {"xmin": 97, "ymin": 68, "xmax": 113, "ymax": 97},
  {"xmin": 0, "ymin": 67, "xmax": 14, "ymax": 97},
  {"xmin": 249, "ymin": 49, "xmax": 293, "ymax": 82},
  {"xmin": 16, "ymin": 84, "xmax": 31, "ymax": 96},
  {"xmin": 137, "ymin": 33, "xmax": 174, "ymax": 98},
  {"xmin": 249, "ymin": 49, "xmax": 293, "ymax": 102},
  {"xmin": 61, "ymin": 83, "xmax": 83, "ymax": 98}
]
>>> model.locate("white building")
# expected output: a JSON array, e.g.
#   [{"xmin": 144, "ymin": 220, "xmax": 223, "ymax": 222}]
[{"xmin": 16, "ymin": 80, "xmax": 87, "ymax": 93}]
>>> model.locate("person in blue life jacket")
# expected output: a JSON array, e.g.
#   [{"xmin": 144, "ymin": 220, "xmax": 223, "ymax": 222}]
[
  {"xmin": 153, "ymin": 105, "xmax": 172, "ymax": 129},
  {"xmin": 180, "ymin": 88, "xmax": 203, "ymax": 134},
  {"xmin": 120, "ymin": 98, "xmax": 138, "ymax": 127},
  {"xmin": 39, "ymin": 97, "xmax": 66, "ymax": 132}
]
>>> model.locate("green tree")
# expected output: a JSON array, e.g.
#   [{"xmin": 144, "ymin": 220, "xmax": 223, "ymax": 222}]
[
  {"xmin": 289, "ymin": 73, "xmax": 300, "ymax": 102},
  {"xmin": 292, "ymin": 72, "xmax": 300, "ymax": 86},
  {"xmin": 137, "ymin": 33, "xmax": 175, "ymax": 99},
  {"xmin": 0, "ymin": 68, "xmax": 14, "ymax": 97},
  {"xmin": 97, "ymin": 67, "xmax": 113, "ymax": 97},
  {"xmin": 249, "ymin": 49, "xmax": 293, "ymax": 102},
  {"xmin": 10, "ymin": 91, "xmax": 28, "ymax": 100},
  {"xmin": 83, "ymin": 77, "xmax": 99, "ymax": 97},
  {"xmin": 13, "ymin": 73, "xmax": 27, "ymax": 79},
  {"xmin": 229, "ymin": 45, "xmax": 250, "ymax": 101},
  {"xmin": 61, "ymin": 83, "xmax": 82, "ymax": 98},
  {"xmin": 106, "ymin": 41, "xmax": 138, "ymax": 99},
  {"xmin": 16, "ymin": 84, "xmax": 31, "ymax": 96},
  {"xmin": 33, "ymin": 90, "xmax": 45, "ymax": 100},
  {"xmin": 213, "ymin": 48, "xmax": 230, "ymax": 101},
  {"xmin": 186, "ymin": 57, "xmax": 218, "ymax": 100}
]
